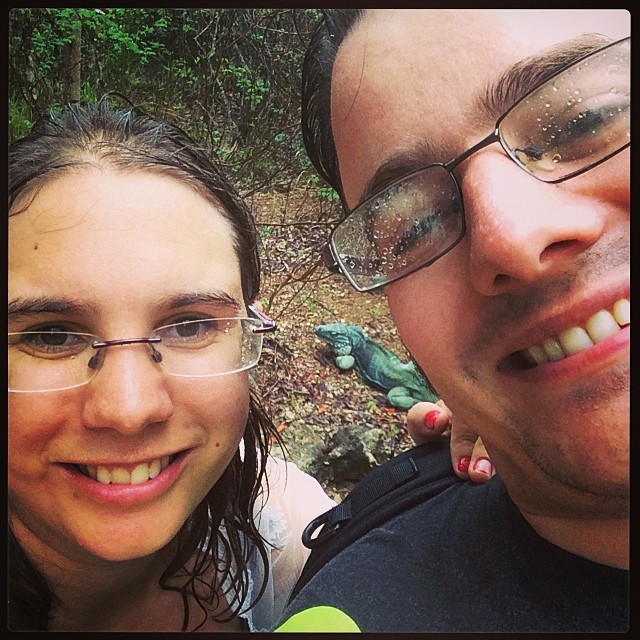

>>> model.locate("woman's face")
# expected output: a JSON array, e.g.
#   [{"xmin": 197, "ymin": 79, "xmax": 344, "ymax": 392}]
[{"xmin": 8, "ymin": 168, "xmax": 251, "ymax": 563}]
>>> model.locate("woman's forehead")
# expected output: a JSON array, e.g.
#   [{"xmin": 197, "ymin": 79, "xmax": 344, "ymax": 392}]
[{"xmin": 9, "ymin": 168, "xmax": 244, "ymax": 311}]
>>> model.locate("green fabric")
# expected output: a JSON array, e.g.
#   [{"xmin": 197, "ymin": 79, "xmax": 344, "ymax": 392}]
[{"xmin": 275, "ymin": 605, "xmax": 361, "ymax": 632}]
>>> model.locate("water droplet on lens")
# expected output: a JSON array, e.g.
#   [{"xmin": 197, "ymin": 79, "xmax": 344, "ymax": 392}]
[{"xmin": 552, "ymin": 154, "xmax": 562, "ymax": 164}]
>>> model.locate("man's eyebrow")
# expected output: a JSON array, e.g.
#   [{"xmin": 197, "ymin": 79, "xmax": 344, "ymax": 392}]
[
  {"xmin": 8, "ymin": 297, "xmax": 98, "ymax": 320},
  {"xmin": 479, "ymin": 33, "xmax": 613, "ymax": 120},
  {"xmin": 356, "ymin": 34, "xmax": 615, "ymax": 210},
  {"xmin": 357, "ymin": 141, "xmax": 445, "ymax": 208}
]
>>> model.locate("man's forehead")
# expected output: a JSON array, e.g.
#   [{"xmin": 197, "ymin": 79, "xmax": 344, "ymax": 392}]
[
  {"xmin": 330, "ymin": 8, "xmax": 629, "ymax": 206},
  {"xmin": 334, "ymin": 9, "xmax": 629, "ymax": 101},
  {"xmin": 349, "ymin": 9, "xmax": 629, "ymax": 49}
]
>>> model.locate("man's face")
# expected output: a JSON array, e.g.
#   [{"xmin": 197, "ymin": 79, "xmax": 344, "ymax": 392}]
[{"xmin": 331, "ymin": 9, "xmax": 630, "ymax": 517}]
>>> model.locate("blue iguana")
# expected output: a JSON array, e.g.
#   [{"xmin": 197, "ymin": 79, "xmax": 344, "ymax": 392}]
[{"xmin": 314, "ymin": 323, "xmax": 439, "ymax": 410}]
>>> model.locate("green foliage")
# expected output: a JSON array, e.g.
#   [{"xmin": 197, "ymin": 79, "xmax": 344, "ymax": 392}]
[
  {"xmin": 259, "ymin": 225, "xmax": 276, "ymax": 239},
  {"xmin": 9, "ymin": 8, "xmax": 324, "ymax": 191},
  {"xmin": 307, "ymin": 173, "xmax": 340, "ymax": 202},
  {"xmin": 8, "ymin": 96, "xmax": 33, "ymax": 141}
]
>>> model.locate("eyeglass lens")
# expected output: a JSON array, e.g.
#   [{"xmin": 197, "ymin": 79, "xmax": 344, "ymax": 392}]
[
  {"xmin": 331, "ymin": 38, "xmax": 630, "ymax": 292},
  {"xmin": 8, "ymin": 318, "xmax": 266, "ymax": 392}
]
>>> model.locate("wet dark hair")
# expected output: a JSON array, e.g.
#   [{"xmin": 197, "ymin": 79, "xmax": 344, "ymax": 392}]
[
  {"xmin": 301, "ymin": 9, "xmax": 364, "ymax": 202},
  {"xmin": 8, "ymin": 95, "xmax": 280, "ymax": 631}
]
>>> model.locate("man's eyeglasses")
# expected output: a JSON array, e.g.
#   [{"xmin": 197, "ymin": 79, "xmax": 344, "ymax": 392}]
[
  {"xmin": 8, "ymin": 305, "xmax": 276, "ymax": 393},
  {"xmin": 323, "ymin": 37, "xmax": 630, "ymax": 293}
]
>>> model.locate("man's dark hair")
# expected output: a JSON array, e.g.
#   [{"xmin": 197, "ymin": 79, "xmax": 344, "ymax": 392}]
[{"xmin": 301, "ymin": 9, "xmax": 364, "ymax": 201}]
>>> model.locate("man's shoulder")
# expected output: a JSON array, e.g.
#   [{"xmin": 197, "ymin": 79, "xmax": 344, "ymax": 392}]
[
  {"xmin": 289, "ymin": 441, "xmax": 500, "ymax": 602},
  {"xmin": 277, "ymin": 459, "xmax": 628, "ymax": 632}
]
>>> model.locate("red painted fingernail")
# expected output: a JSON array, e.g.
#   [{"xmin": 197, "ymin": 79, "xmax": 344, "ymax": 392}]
[
  {"xmin": 424, "ymin": 410, "xmax": 439, "ymax": 429},
  {"xmin": 473, "ymin": 457, "xmax": 493, "ymax": 476},
  {"xmin": 457, "ymin": 456, "xmax": 471, "ymax": 473}
]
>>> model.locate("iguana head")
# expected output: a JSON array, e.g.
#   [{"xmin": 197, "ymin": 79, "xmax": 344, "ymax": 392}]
[{"xmin": 314, "ymin": 323, "xmax": 366, "ymax": 355}]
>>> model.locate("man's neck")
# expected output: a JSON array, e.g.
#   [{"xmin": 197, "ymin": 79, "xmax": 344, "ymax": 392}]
[{"xmin": 520, "ymin": 511, "xmax": 629, "ymax": 569}]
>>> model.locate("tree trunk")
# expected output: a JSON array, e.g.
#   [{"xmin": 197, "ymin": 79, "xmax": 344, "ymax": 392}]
[{"xmin": 62, "ymin": 24, "xmax": 82, "ymax": 102}]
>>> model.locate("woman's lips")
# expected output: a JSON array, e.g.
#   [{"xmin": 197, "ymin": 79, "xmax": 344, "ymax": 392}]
[
  {"xmin": 59, "ymin": 451, "xmax": 190, "ymax": 505},
  {"xmin": 501, "ymin": 297, "xmax": 629, "ymax": 371},
  {"xmin": 79, "ymin": 455, "xmax": 175, "ymax": 485}
]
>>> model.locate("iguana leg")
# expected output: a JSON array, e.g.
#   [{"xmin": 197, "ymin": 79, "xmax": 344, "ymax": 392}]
[
  {"xmin": 386, "ymin": 386, "xmax": 420, "ymax": 410},
  {"xmin": 336, "ymin": 354, "xmax": 355, "ymax": 370}
]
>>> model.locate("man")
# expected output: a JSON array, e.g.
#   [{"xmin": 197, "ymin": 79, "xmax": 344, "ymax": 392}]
[{"xmin": 276, "ymin": 9, "xmax": 629, "ymax": 632}]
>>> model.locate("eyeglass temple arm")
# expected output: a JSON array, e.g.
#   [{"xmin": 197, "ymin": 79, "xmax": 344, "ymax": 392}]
[
  {"xmin": 248, "ymin": 305, "xmax": 277, "ymax": 333},
  {"xmin": 444, "ymin": 130, "xmax": 500, "ymax": 172},
  {"xmin": 322, "ymin": 244, "xmax": 341, "ymax": 274}
]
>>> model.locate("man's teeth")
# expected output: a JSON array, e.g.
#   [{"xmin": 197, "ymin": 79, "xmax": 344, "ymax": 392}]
[
  {"xmin": 521, "ymin": 298, "xmax": 629, "ymax": 367},
  {"xmin": 83, "ymin": 456, "xmax": 171, "ymax": 485}
]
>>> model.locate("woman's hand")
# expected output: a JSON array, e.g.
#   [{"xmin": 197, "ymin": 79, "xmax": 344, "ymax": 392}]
[{"xmin": 405, "ymin": 400, "xmax": 495, "ymax": 483}]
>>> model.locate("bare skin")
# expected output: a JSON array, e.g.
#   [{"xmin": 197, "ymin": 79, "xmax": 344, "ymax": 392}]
[{"xmin": 406, "ymin": 400, "xmax": 494, "ymax": 484}]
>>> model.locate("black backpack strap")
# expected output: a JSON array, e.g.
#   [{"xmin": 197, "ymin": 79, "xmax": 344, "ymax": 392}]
[{"xmin": 290, "ymin": 439, "xmax": 460, "ymax": 602}]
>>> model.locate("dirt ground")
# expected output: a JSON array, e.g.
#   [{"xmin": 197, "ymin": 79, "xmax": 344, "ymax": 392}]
[{"xmin": 249, "ymin": 189, "xmax": 418, "ymax": 500}]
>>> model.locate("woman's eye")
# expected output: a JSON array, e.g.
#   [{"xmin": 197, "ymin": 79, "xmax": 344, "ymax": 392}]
[
  {"xmin": 156, "ymin": 319, "xmax": 231, "ymax": 347},
  {"xmin": 11, "ymin": 328, "xmax": 90, "ymax": 357}
]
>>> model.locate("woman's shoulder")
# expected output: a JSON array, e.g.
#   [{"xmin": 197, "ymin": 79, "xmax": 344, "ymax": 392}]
[
  {"xmin": 240, "ymin": 455, "xmax": 336, "ymax": 632},
  {"xmin": 257, "ymin": 455, "xmax": 336, "ymax": 546}
]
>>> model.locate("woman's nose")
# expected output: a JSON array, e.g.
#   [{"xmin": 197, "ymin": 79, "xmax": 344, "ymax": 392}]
[{"xmin": 81, "ymin": 343, "xmax": 173, "ymax": 435}]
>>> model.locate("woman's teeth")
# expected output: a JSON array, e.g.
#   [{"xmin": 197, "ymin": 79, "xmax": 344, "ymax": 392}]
[
  {"xmin": 82, "ymin": 456, "xmax": 171, "ymax": 485},
  {"xmin": 520, "ymin": 298, "xmax": 629, "ymax": 367}
]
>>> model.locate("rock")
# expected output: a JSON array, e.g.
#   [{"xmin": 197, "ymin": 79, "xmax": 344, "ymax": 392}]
[{"xmin": 320, "ymin": 423, "xmax": 392, "ymax": 483}]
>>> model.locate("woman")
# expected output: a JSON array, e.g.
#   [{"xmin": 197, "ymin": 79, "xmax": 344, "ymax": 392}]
[
  {"xmin": 8, "ymin": 96, "xmax": 486, "ymax": 632},
  {"xmin": 8, "ymin": 96, "xmax": 335, "ymax": 631}
]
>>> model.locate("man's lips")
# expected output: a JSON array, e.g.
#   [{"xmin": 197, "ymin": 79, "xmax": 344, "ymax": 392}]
[{"xmin": 501, "ymin": 297, "xmax": 629, "ymax": 371}]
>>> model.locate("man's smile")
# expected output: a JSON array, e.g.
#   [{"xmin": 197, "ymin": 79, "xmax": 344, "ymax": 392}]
[
  {"xmin": 517, "ymin": 298, "xmax": 629, "ymax": 367},
  {"xmin": 502, "ymin": 298, "xmax": 629, "ymax": 371}
]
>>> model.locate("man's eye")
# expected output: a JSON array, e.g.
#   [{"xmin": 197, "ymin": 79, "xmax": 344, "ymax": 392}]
[
  {"xmin": 511, "ymin": 91, "xmax": 629, "ymax": 174},
  {"xmin": 392, "ymin": 215, "xmax": 437, "ymax": 255}
]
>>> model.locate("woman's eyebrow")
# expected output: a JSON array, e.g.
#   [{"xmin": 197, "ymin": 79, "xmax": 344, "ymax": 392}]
[
  {"xmin": 8, "ymin": 292, "xmax": 242, "ymax": 322},
  {"xmin": 8, "ymin": 297, "xmax": 97, "ymax": 320},
  {"xmin": 479, "ymin": 33, "xmax": 613, "ymax": 119},
  {"xmin": 159, "ymin": 291, "xmax": 242, "ymax": 311}
]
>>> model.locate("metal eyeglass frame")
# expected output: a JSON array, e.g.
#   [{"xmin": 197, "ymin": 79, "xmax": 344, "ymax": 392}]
[
  {"xmin": 87, "ymin": 304, "xmax": 276, "ymax": 369},
  {"xmin": 322, "ymin": 36, "xmax": 630, "ymax": 293}
]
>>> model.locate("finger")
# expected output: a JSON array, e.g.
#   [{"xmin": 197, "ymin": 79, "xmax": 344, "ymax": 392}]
[
  {"xmin": 467, "ymin": 437, "xmax": 495, "ymax": 484},
  {"xmin": 406, "ymin": 400, "xmax": 453, "ymax": 445},
  {"xmin": 449, "ymin": 418, "xmax": 484, "ymax": 480}
]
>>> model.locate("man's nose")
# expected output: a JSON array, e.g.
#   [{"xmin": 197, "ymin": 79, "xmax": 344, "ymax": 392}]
[
  {"xmin": 81, "ymin": 344, "xmax": 174, "ymax": 435},
  {"xmin": 458, "ymin": 150, "xmax": 606, "ymax": 296}
]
